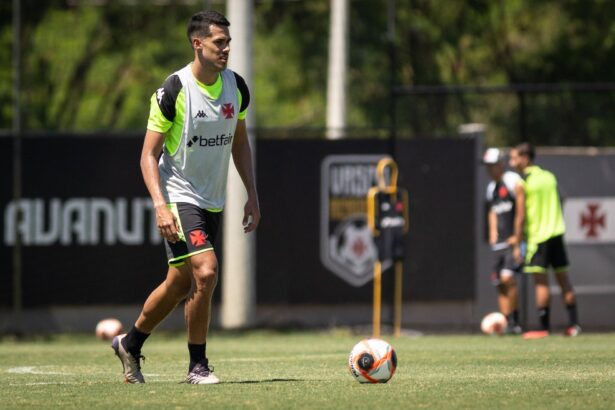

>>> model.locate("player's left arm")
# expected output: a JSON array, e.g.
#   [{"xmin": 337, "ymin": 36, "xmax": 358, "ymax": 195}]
[
  {"xmin": 232, "ymin": 119, "xmax": 261, "ymax": 233},
  {"xmin": 512, "ymin": 181, "xmax": 525, "ymax": 245},
  {"xmin": 512, "ymin": 182, "xmax": 525, "ymax": 263}
]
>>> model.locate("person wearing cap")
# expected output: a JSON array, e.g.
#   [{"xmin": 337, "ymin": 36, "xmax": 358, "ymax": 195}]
[
  {"xmin": 509, "ymin": 142, "xmax": 581, "ymax": 339},
  {"xmin": 483, "ymin": 148, "xmax": 523, "ymax": 334}
]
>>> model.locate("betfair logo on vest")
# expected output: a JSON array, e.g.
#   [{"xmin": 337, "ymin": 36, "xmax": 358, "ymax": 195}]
[
  {"xmin": 187, "ymin": 134, "xmax": 234, "ymax": 148},
  {"xmin": 195, "ymin": 110, "xmax": 207, "ymax": 119}
]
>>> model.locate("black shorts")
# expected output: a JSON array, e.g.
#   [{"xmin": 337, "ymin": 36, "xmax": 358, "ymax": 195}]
[
  {"xmin": 490, "ymin": 247, "xmax": 521, "ymax": 286},
  {"xmin": 525, "ymin": 235, "xmax": 569, "ymax": 274},
  {"xmin": 164, "ymin": 203, "xmax": 221, "ymax": 267}
]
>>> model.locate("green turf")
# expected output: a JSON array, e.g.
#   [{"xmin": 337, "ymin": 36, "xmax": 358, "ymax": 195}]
[{"xmin": 1, "ymin": 330, "xmax": 614, "ymax": 409}]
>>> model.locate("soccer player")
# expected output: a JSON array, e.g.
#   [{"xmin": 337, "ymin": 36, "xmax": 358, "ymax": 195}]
[
  {"xmin": 483, "ymin": 148, "xmax": 522, "ymax": 335},
  {"xmin": 509, "ymin": 143, "xmax": 580, "ymax": 339},
  {"xmin": 111, "ymin": 10, "xmax": 260, "ymax": 384}
]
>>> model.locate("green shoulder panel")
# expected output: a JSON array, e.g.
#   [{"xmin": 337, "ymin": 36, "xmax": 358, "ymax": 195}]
[
  {"xmin": 147, "ymin": 94, "xmax": 172, "ymax": 133},
  {"xmin": 234, "ymin": 71, "xmax": 250, "ymax": 119},
  {"xmin": 237, "ymin": 89, "xmax": 247, "ymax": 120},
  {"xmin": 164, "ymin": 88, "xmax": 186, "ymax": 156},
  {"xmin": 145, "ymin": 89, "xmax": 185, "ymax": 155}
]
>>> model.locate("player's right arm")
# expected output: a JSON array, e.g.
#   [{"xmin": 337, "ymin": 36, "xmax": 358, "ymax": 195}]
[
  {"xmin": 140, "ymin": 130, "xmax": 180, "ymax": 244},
  {"xmin": 142, "ymin": 76, "xmax": 184, "ymax": 243},
  {"xmin": 142, "ymin": 76, "xmax": 185, "ymax": 244},
  {"xmin": 488, "ymin": 209, "xmax": 498, "ymax": 246}
]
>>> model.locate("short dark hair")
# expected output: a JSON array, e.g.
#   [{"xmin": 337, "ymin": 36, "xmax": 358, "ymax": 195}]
[
  {"xmin": 187, "ymin": 10, "xmax": 230, "ymax": 42},
  {"xmin": 515, "ymin": 142, "xmax": 535, "ymax": 161}
]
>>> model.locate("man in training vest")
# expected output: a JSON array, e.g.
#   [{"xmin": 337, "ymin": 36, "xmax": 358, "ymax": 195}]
[
  {"xmin": 483, "ymin": 148, "xmax": 522, "ymax": 334},
  {"xmin": 112, "ymin": 10, "xmax": 260, "ymax": 384},
  {"xmin": 509, "ymin": 143, "xmax": 580, "ymax": 339}
]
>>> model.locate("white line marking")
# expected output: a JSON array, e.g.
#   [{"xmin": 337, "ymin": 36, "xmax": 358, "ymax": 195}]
[
  {"xmin": 214, "ymin": 353, "xmax": 343, "ymax": 363},
  {"xmin": 7, "ymin": 366, "xmax": 73, "ymax": 375},
  {"xmin": 9, "ymin": 382, "xmax": 74, "ymax": 386},
  {"xmin": 550, "ymin": 285, "xmax": 615, "ymax": 295}
]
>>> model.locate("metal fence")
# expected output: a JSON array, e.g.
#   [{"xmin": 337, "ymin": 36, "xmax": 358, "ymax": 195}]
[{"xmin": 392, "ymin": 83, "xmax": 615, "ymax": 147}]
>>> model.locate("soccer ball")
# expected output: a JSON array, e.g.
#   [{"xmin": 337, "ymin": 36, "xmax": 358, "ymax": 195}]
[
  {"xmin": 95, "ymin": 318, "xmax": 123, "ymax": 340},
  {"xmin": 480, "ymin": 312, "xmax": 507, "ymax": 335},
  {"xmin": 348, "ymin": 338, "xmax": 397, "ymax": 383}
]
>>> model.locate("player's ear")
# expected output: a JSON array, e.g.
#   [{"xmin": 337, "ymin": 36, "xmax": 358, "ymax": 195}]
[{"xmin": 192, "ymin": 37, "xmax": 202, "ymax": 50}]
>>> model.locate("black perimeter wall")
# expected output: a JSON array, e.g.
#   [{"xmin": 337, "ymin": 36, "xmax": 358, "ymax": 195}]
[{"xmin": 0, "ymin": 136, "xmax": 476, "ymax": 308}]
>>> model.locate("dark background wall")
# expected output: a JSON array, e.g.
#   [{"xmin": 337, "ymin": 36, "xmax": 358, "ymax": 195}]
[
  {"xmin": 0, "ymin": 138, "xmax": 13, "ymax": 307},
  {"xmin": 0, "ymin": 136, "xmax": 167, "ymax": 307},
  {"xmin": 0, "ymin": 136, "xmax": 477, "ymax": 308}
]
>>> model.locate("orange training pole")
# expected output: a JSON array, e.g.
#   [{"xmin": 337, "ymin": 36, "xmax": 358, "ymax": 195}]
[
  {"xmin": 373, "ymin": 261, "xmax": 382, "ymax": 338},
  {"xmin": 394, "ymin": 261, "xmax": 403, "ymax": 337}
]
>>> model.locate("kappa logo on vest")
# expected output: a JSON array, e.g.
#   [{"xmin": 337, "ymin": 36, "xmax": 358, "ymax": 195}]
[
  {"xmin": 195, "ymin": 110, "xmax": 207, "ymax": 119},
  {"xmin": 187, "ymin": 136, "xmax": 199, "ymax": 147}
]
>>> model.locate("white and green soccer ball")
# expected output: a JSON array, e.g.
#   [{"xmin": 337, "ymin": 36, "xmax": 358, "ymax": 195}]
[{"xmin": 348, "ymin": 338, "xmax": 397, "ymax": 383}]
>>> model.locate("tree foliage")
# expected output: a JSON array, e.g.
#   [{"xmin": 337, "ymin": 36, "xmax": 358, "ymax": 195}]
[{"xmin": 1, "ymin": 0, "xmax": 615, "ymax": 145}]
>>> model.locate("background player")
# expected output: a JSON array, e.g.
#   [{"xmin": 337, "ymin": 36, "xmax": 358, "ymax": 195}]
[
  {"xmin": 509, "ymin": 143, "xmax": 580, "ymax": 339},
  {"xmin": 483, "ymin": 148, "xmax": 522, "ymax": 334},
  {"xmin": 111, "ymin": 10, "xmax": 260, "ymax": 384}
]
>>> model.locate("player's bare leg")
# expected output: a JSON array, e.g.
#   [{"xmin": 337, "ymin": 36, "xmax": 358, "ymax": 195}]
[
  {"xmin": 183, "ymin": 250, "xmax": 220, "ymax": 384},
  {"xmin": 505, "ymin": 277, "xmax": 518, "ymax": 314},
  {"xmin": 534, "ymin": 273, "xmax": 550, "ymax": 325},
  {"xmin": 136, "ymin": 266, "xmax": 193, "ymax": 332},
  {"xmin": 555, "ymin": 271, "xmax": 581, "ymax": 336},
  {"xmin": 500, "ymin": 274, "xmax": 521, "ymax": 334},
  {"xmin": 112, "ymin": 266, "xmax": 192, "ymax": 383},
  {"xmin": 524, "ymin": 274, "xmax": 551, "ymax": 339},
  {"xmin": 496, "ymin": 284, "xmax": 510, "ymax": 317},
  {"xmin": 554, "ymin": 271, "xmax": 575, "ymax": 305},
  {"xmin": 185, "ymin": 250, "xmax": 218, "ymax": 343}
]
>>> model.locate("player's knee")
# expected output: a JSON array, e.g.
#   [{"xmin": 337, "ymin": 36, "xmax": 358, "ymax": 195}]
[
  {"xmin": 192, "ymin": 264, "xmax": 218, "ymax": 290},
  {"xmin": 557, "ymin": 278, "xmax": 574, "ymax": 294},
  {"xmin": 500, "ymin": 274, "xmax": 516, "ymax": 287}
]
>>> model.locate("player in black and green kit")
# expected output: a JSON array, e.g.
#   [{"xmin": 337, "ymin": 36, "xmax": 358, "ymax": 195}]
[
  {"xmin": 111, "ymin": 10, "xmax": 260, "ymax": 384},
  {"xmin": 509, "ymin": 143, "xmax": 580, "ymax": 339}
]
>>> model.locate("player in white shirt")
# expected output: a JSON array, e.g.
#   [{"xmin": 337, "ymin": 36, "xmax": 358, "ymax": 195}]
[{"xmin": 483, "ymin": 148, "xmax": 522, "ymax": 334}]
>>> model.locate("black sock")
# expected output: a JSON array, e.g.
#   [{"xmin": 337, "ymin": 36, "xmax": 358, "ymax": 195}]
[
  {"xmin": 188, "ymin": 343, "xmax": 206, "ymax": 370},
  {"xmin": 566, "ymin": 303, "xmax": 579, "ymax": 326},
  {"xmin": 124, "ymin": 326, "xmax": 150, "ymax": 356},
  {"xmin": 538, "ymin": 307, "xmax": 550, "ymax": 331},
  {"xmin": 508, "ymin": 310, "xmax": 519, "ymax": 326}
]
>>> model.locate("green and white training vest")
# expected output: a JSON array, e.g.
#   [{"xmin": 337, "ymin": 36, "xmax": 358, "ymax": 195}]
[{"xmin": 158, "ymin": 66, "xmax": 239, "ymax": 210}]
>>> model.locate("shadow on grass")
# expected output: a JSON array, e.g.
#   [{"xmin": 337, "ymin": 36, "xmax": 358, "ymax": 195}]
[{"xmin": 222, "ymin": 378, "xmax": 305, "ymax": 384}]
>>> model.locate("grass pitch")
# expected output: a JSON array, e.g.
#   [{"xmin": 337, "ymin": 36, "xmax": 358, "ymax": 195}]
[{"xmin": 1, "ymin": 330, "xmax": 614, "ymax": 409}]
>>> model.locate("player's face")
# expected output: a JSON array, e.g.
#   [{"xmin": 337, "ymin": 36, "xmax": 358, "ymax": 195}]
[
  {"xmin": 486, "ymin": 163, "xmax": 503, "ymax": 180},
  {"xmin": 194, "ymin": 24, "xmax": 231, "ymax": 72},
  {"xmin": 509, "ymin": 149, "xmax": 526, "ymax": 172}
]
